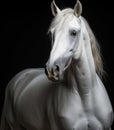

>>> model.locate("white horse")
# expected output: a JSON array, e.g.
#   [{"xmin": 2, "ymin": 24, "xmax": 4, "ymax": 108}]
[{"xmin": 0, "ymin": 1, "xmax": 113, "ymax": 130}]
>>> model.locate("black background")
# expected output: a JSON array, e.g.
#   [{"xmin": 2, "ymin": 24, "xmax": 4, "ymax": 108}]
[{"xmin": 0, "ymin": 0, "xmax": 114, "ymax": 128}]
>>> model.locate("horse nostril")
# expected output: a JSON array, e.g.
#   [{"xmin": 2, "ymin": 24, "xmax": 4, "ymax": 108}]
[
  {"xmin": 55, "ymin": 65, "xmax": 60, "ymax": 72},
  {"xmin": 70, "ymin": 49, "xmax": 73, "ymax": 52}
]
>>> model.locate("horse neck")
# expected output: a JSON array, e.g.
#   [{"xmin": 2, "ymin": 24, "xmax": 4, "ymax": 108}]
[{"xmin": 66, "ymin": 25, "xmax": 97, "ymax": 95}]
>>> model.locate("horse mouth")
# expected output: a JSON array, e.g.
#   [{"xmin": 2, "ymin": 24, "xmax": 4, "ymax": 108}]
[
  {"xmin": 45, "ymin": 67, "xmax": 61, "ymax": 81},
  {"xmin": 48, "ymin": 74, "xmax": 60, "ymax": 81}
]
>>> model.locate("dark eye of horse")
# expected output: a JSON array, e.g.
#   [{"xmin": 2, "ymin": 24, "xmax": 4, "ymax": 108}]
[{"xmin": 70, "ymin": 30, "xmax": 77, "ymax": 37}]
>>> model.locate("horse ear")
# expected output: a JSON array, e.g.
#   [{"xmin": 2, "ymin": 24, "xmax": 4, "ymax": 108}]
[
  {"xmin": 74, "ymin": 0, "xmax": 82, "ymax": 17},
  {"xmin": 51, "ymin": 0, "xmax": 61, "ymax": 16}
]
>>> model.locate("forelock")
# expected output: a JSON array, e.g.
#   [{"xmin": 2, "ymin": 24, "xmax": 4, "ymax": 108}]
[{"xmin": 49, "ymin": 8, "xmax": 74, "ymax": 31}]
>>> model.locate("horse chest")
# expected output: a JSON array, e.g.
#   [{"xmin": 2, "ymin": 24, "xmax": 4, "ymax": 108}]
[
  {"xmin": 47, "ymin": 86, "xmax": 83, "ymax": 129},
  {"xmin": 47, "ymin": 85, "xmax": 107, "ymax": 130}
]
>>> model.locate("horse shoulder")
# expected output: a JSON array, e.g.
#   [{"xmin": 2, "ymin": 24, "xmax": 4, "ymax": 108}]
[
  {"xmin": 3, "ymin": 68, "xmax": 47, "ymax": 127},
  {"xmin": 6, "ymin": 68, "xmax": 44, "ymax": 101}
]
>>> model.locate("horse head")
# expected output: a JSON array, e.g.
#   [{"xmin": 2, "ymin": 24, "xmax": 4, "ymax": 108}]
[{"xmin": 45, "ymin": 0, "xmax": 84, "ymax": 81}]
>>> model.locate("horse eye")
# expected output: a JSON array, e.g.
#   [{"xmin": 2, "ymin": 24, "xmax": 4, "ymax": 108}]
[{"xmin": 70, "ymin": 30, "xmax": 77, "ymax": 37}]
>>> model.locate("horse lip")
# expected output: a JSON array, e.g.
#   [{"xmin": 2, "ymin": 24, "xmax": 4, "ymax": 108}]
[
  {"xmin": 45, "ymin": 67, "xmax": 58, "ymax": 81},
  {"xmin": 47, "ymin": 74, "xmax": 60, "ymax": 82}
]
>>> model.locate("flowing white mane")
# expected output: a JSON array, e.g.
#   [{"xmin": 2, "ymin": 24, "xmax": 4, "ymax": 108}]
[{"xmin": 49, "ymin": 8, "xmax": 104, "ymax": 77}]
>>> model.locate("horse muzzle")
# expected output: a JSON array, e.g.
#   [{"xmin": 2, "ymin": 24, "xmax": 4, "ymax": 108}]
[
  {"xmin": 45, "ymin": 61, "xmax": 62, "ymax": 81},
  {"xmin": 45, "ymin": 52, "xmax": 73, "ymax": 81}
]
